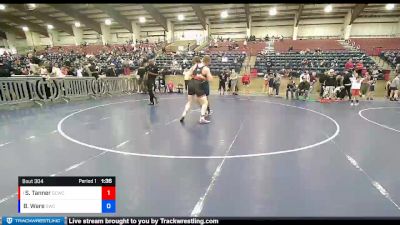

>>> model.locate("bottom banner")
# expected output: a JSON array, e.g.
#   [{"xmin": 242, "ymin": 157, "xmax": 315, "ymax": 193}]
[{"xmin": 67, "ymin": 217, "xmax": 220, "ymax": 225}]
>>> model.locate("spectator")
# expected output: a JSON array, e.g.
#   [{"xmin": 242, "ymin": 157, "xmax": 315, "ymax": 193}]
[
  {"xmin": 323, "ymin": 69, "xmax": 336, "ymax": 99},
  {"xmin": 106, "ymin": 64, "xmax": 117, "ymax": 77},
  {"xmin": 299, "ymin": 70, "xmax": 310, "ymax": 83},
  {"xmin": 263, "ymin": 72, "xmax": 269, "ymax": 93},
  {"xmin": 309, "ymin": 71, "xmax": 317, "ymax": 93},
  {"xmin": 389, "ymin": 74, "xmax": 400, "ymax": 101},
  {"xmin": 342, "ymin": 70, "xmax": 352, "ymax": 100},
  {"xmin": 286, "ymin": 77, "xmax": 297, "ymax": 99},
  {"xmin": 219, "ymin": 68, "xmax": 229, "ymax": 95},
  {"xmin": 385, "ymin": 80, "xmax": 391, "ymax": 99},
  {"xmin": 273, "ymin": 72, "xmax": 281, "ymax": 97},
  {"xmin": 360, "ymin": 72, "xmax": 370, "ymax": 98},
  {"xmin": 89, "ymin": 63, "xmax": 99, "ymax": 79},
  {"xmin": 268, "ymin": 73, "xmax": 275, "ymax": 96},
  {"xmin": 230, "ymin": 69, "xmax": 238, "ymax": 95},
  {"xmin": 345, "ymin": 59, "xmax": 354, "ymax": 70},
  {"xmin": 355, "ymin": 60, "xmax": 364, "ymax": 72},
  {"xmin": 51, "ymin": 63, "xmax": 63, "ymax": 77},
  {"xmin": 214, "ymin": 42, "xmax": 218, "ymax": 48},
  {"xmin": 167, "ymin": 80, "xmax": 174, "ymax": 93},
  {"xmin": 0, "ymin": 60, "xmax": 11, "ymax": 77},
  {"xmin": 123, "ymin": 64, "xmax": 131, "ymax": 76},
  {"xmin": 76, "ymin": 65, "xmax": 83, "ymax": 77},
  {"xmin": 241, "ymin": 73, "xmax": 251, "ymax": 95},
  {"xmin": 83, "ymin": 63, "xmax": 92, "ymax": 77},
  {"xmin": 350, "ymin": 70, "xmax": 364, "ymax": 106},
  {"xmin": 296, "ymin": 79, "xmax": 310, "ymax": 100},
  {"xmin": 61, "ymin": 66, "xmax": 69, "ymax": 76},
  {"xmin": 40, "ymin": 65, "xmax": 49, "ymax": 76},
  {"xmin": 334, "ymin": 86, "xmax": 346, "ymax": 100},
  {"xmin": 367, "ymin": 74, "xmax": 377, "ymax": 100}
]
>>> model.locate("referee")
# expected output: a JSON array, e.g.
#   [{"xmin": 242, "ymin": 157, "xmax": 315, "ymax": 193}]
[{"xmin": 146, "ymin": 59, "xmax": 159, "ymax": 105}]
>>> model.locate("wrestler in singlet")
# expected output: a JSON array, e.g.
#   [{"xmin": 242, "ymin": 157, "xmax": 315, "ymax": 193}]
[{"xmin": 180, "ymin": 56, "xmax": 212, "ymax": 124}]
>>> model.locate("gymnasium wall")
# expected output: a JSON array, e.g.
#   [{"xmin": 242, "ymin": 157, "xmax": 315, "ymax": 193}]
[
  {"xmin": 110, "ymin": 26, "xmax": 131, "ymax": 44},
  {"xmin": 252, "ymin": 20, "xmax": 294, "ymax": 38},
  {"xmin": 209, "ymin": 21, "xmax": 247, "ymax": 39},
  {"xmin": 4, "ymin": 16, "xmax": 399, "ymax": 50},
  {"xmin": 57, "ymin": 33, "xmax": 76, "ymax": 46},
  {"xmin": 350, "ymin": 17, "xmax": 399, "ymax": 37},
  {"xmin": 174, "ymin": 23, "xmax": 205, "ymax": 43}
]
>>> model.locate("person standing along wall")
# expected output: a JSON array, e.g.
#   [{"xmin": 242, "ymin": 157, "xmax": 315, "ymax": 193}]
[
  {"xmin": 230, "ymin": 69, "xmax": 238, "ymax": 95},
  {"xmin": 145, "ymin": 60, "xmax": 159, "ymax": 105},
  {"xmin": 274, "ymin": 72, "xmax": 281, "ymax": 97}
]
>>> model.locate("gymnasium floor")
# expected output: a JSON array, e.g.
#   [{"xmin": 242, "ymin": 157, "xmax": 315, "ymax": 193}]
[{"xmin": 0, "ymin": 93, "xmax": 400, "ymax": 217}]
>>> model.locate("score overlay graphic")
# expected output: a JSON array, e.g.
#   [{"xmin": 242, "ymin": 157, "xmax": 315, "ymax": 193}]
[{"xmin": 18, "ymin": 177, "xmax": 116, "ymax": 214}]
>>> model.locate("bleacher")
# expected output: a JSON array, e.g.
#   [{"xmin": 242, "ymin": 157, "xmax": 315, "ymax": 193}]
[
  {"xmin": 205, "ymin": 40, "xmax": 266, "ymax": 56},
  {"xmin": 165, "ymin": 40, "xmax": 197, "ymax": 53},
  {"xmin": 156, "ymin": 52, "xmax": 246, "ymax": 75},
  {"xmin": 254, "ymin": 51, "xmax": 378, "ymax": 77},
  {"xmin": 42, "ymin": 43, "xmax": 157, "ymax": 55},
  {"xmin": 349, "ymin": 38, "xmax": 400, "ymax": 56},
  {"xmin": 274, "ymin": 39, "xmax": 345, "ymax": 52},
  {"xmin": 380, "ymin": 50, "xmax": 400, "ymax": 68}
]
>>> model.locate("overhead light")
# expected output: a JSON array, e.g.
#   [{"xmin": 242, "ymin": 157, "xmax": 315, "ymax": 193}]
[
  {"xmin": 221, "ymin": 11, "xmax": 228, "ymax": 19},
  {"xmin": 0, "ymin": 4, "xmax": 5, "ymax": 10},
  {"xmin": 74, "ymin": 22, "xmax": 81, "ymax": 27},
  {"xmin": 269, "ymin": 7, "xmax": 277, "ymax": 16},
  {"xmin": 27, "ymin": 4, "xmax": 36, "ymax": 10},
  {"xmin": 324, "ymin": 4, "xmax": 333, "ymax": 13},
  {"xmin": 386, "ymin": 4, "xmax": 395, "ymax": 10},
  {"xmin": 105, "ymin": 19, "xmax": 112, "ymax": 25},
  {"xmin": 47, "ymin": 24, "xmax": 54, "ymax": 30},
  {"xmin": 22, "ymin": 26, "xmax": 29, "ymax": 32},
  {"xmin": 178, "ymin": 14, "xmax": 185, "ymax": 21},
  {"xmin": 139, "ymin": 17, "xmax": 146, "ymax": 23}
]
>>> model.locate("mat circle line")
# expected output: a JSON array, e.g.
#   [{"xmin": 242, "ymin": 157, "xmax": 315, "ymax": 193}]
[
  {"xmin": 57, "ymin": 97, "xmax": 340, "ymax": 159},
  {"xmin": 358, "ymin": 107, "xmax": 400, "ymax": 133}
]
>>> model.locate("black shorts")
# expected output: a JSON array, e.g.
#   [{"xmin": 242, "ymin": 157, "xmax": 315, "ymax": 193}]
[
  {"xmin": 188, "ymin": 79, "xmax": 206, "ymax": 97},
  {"xmin": 390, "ymin": 87, "xmax": 398, "ymax": 91},
  {"xmin": 219, "ymin": 81, "xmax": 226, "ymax": 90},
  {"xmin": 184, "ymin": 80, "xmax": 189, "ymax": 89},
  {"xmin": 138, "ymin": 77, "xmax": 144, "ymax": 85},
  {"xmin": 369, "ymin": 85, "xmax": 375, "ymax": 92}
]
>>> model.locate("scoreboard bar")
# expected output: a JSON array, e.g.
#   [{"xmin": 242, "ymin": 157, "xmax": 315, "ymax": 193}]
[
  {"xmin": 18, "ymin": 177, "xmax": 115, "ymax": 186},
  {"xmin": 18, "ymin": 177, "xmax": 116, "ymax": 214}
]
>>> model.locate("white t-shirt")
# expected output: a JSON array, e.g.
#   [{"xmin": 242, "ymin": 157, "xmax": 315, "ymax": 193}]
[
  {"xmin": 299, "ymin": 73, "xmax": 310, "ymax": 83},
  {"xmin": 77, "ymin": 69, "xmax": 83, "ymax": 77},
  {"xmin": 52, "ymin": 67, "xmax": 64, "ymax": 77},
  {"xmin": 40, "ymin": 68, "xmax": 48, "ymax": 75},
  {"xmin": 350, "ymin": 77, "xmax": 364, "ymax": 89}
]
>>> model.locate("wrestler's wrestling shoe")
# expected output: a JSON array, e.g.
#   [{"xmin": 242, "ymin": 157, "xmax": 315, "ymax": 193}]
[{"xmin": 199, "ymin": 118, "xmax": 211, "ymax": 124}]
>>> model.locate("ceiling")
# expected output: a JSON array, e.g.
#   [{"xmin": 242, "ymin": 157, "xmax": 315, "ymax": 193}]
[{"xmin": 0, "ymin": 4, "xmax": 398, "ymax": 38}]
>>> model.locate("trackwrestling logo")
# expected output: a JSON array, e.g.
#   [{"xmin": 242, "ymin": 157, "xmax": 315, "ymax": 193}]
[
  {"xmin": 6, "ymin": 217, "xmax": 13, "ymax": 224},
  {"xmin": 2, "ymin": 217, "xmax": 64, "ymax": 225}
]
